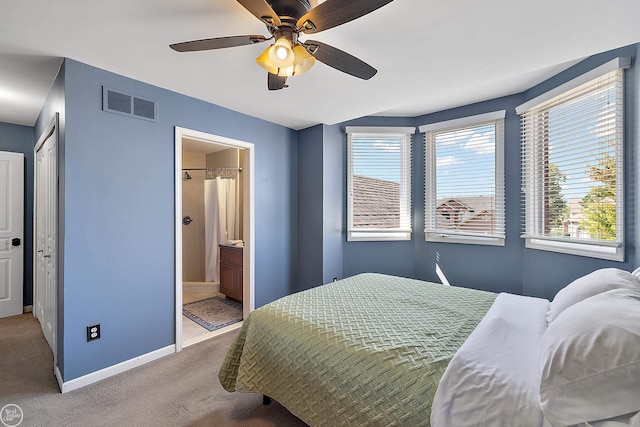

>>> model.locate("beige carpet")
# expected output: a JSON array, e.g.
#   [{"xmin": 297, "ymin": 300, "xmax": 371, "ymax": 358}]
[{"xmin": 0, "ymin": 314, "xmax": 307, "ymax": 427}]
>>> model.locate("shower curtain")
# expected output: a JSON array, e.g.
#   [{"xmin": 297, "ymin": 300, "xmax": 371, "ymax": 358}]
[{"xmin": 204, "ymin": 177, "xmax": 237, "ymax": 282}]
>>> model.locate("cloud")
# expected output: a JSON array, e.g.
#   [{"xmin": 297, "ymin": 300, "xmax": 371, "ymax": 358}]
[
  {"xmin": 596, "ymin": 109, "xmax": 616, "ymax": 138},
  {"xmin": 463, "ymin": 131, "xmax": 495, "ymax": 155},
  {"xmin": 437, "ymin": 129, "xmax": 474, "ymax": 146},
  {"xmin": 437, "ymin": 156, "xmax": 464, "ymax": 167},
  {"xmin": 373, "ymin": 141, "xmax": 400, "ymax": 152}
]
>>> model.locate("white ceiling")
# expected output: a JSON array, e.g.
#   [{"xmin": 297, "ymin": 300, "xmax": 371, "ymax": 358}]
[{"xmin": 1, "ymin": 0, "xmax": 639, "ymax": 130}]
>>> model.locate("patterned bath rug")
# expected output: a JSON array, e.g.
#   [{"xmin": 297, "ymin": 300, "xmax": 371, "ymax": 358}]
[{"xmin": 183, "ymin": 297, "xmax": 242, "ymax": 332}]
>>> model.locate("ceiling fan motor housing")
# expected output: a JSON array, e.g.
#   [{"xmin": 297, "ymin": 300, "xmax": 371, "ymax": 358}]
[{"xmin": 267, "ymin": 0, "xmax": 313, "ymax": 24}]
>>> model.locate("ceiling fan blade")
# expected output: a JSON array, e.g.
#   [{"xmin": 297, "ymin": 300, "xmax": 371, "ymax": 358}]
[
  {"xmin": 297, "ymin": 0, "xmax": 393, "ymax": 33},
  {"xmin": 170, "ymin": 35, "xmax": 267, "ymax": 52},
  {"xmin": 236, "ymin": 0, "xmax": 281, "ymax": 27},
  {"xmin": 268, "ymin": 73, "xmax": 288, "ymax": 90},
  {"xmin": 303, "ymin": 40, "xmax": 377, "ymax": 80}
]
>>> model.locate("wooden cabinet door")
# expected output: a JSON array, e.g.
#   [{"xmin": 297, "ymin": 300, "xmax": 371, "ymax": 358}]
[
  {"xmin": 220, "ymin": 262, "xmax": 236, "ymax": 297},
  {"xmin": 219, "ymin": 245, "xmax": 242, "ymax": 302}
]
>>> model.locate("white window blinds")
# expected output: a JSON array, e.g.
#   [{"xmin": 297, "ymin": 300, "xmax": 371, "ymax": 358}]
[
  {"xmin": 421, "ymin": 111, "xmax": 505, "ymax": 245},
  {"xmin": 346, "ymin": 127, "xmax": 413, "ymax": 241},
  {"xmin": 518, "ymin": 59, "xmax": 628, "ymax": 260}
]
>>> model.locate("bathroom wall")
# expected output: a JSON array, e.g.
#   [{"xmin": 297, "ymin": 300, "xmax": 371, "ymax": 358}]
[
  {"xmin": 206, "ymin": 148, "xmax": 244, "ymax": 240},
  {"xmin": 181, "ymin": 150, "xmax": 206, "ymax": 281}
]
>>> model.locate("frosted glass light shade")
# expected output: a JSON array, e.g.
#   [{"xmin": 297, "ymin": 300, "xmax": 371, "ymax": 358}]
[
  {"xmin": 293, "ymin": 45, "xmax": 315, "ymax": 75},
  {"xmin": 277, "ymin": 66, "xmax": 294, "ymax": 77},
  {"xmin": 256, "ymin": 46, "xmax": 277, "ymax": 74}
]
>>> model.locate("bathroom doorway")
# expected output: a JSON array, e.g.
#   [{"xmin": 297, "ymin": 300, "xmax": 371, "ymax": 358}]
[{"xmin": 174, "ymin": 127, "xmax": 254, "ymax": 350}]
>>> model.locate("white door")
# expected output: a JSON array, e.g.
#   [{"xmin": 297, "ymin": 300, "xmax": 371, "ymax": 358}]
[
  {"xmin": 0, "ymin": 151, "xmax": 24, "ymax": 318},
  {"xmin": 35, "ymin": 124, "xmax": 57, "ymax": 352}
]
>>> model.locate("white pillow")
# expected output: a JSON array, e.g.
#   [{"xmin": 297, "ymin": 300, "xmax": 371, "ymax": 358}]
[
  {"xmin": 547, "ymin": 268, "xmax": 639, "ymax": 323},
  {"xmin": 539, "ymin": 288, "xmax": 640, "ymax": 426}
]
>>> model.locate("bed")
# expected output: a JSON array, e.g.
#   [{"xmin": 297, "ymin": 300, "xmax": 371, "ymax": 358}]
[{"xmin": 219, "ymin": 270, "xmax": 640, "ymax": 426}]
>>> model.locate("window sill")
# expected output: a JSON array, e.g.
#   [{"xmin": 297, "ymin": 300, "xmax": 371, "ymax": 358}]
[
  {"xmin": 426, "ymin": 233, "xmax": 505, "ymax": 246},
  {"xmin": 524, "ymin": 238, "xmax": 624, "ymax": 262},
  {"xmin": 348, "ymin": 231, "xmax": 412, "ymax": 242}
]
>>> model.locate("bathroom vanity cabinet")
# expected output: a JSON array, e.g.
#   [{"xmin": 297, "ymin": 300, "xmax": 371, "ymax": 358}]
[{"xmin": 219, "ymin": 244, "xmax": 243, "ymax": 303}]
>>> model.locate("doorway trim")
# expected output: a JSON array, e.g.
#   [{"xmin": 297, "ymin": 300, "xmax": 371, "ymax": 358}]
[{"xmin": 174, "ymin": 126, "xmax": 255, "ymax": 352}]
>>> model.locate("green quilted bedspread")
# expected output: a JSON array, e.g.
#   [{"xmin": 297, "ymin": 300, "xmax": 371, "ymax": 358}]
[{"xmin": 219, "ymin": 273, "xmax": 496, "ymax": 426}]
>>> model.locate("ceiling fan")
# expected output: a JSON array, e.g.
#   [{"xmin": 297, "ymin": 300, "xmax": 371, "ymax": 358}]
[{"xmin": 170, "ymin": 0, "xmax": 394, "ymax": 90}]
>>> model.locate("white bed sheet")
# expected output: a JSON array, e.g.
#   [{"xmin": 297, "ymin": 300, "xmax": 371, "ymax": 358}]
[{"xmin": 431, "ymin": 292, "xmax": 550, "ymax": 427}]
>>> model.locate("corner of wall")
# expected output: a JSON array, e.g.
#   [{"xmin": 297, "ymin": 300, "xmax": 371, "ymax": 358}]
[
  {"xmin": 322, "ymin": 124, "xmax": 344, "ymax": 283},
  {"xmin": 632, "ymin": 44, "xmax": 640, "ymax": 268}
]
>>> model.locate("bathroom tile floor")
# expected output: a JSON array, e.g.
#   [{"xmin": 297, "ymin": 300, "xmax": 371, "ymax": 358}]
[{"xmin": 182, "ymin": 290, "xmax": 224, "ymax": 342}]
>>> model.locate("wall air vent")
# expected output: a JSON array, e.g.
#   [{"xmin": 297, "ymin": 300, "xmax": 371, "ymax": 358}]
[{"xmin": 102, "ymin": 87, "xmax": 158, "ymax": 122}]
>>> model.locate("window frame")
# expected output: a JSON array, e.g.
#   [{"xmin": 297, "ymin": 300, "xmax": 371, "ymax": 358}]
[
  {"xmin": 516, "ymin": 57, "xmax": 630, "ymax": 261},
  {"xmin": 346, "ymin": 126, "xmax": 414, "ymax": 242},
  {"xmin": 420, "ymin": 111, "xmax": 506, "ymax": 246}
]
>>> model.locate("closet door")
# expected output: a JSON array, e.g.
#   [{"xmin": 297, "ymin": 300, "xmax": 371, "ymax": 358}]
[{"xmin": 35, "ymin": 124, "xmax": 57, "ymax": 353}]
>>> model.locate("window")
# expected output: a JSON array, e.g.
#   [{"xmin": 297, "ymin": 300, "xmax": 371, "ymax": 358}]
[
  {"xmin": 420, "ymin": 111, "xmax": 505, "ymax": 245},
  {"xmin": 517, "ymin": 57, "xmax": 629, "ymax": 261},
  {"xmin": 346, "ymin": 126, "xmax": 414, "ymax": 241}
]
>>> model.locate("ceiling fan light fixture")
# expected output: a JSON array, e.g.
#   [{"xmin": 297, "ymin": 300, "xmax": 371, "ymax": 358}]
[
  {"xmin": 292, "ymin": 45, "xmax": 315, "ymax": 75},
  {"xmin": 267, "ymin": 37, "xmax": 295, "ymax": 68},
  {"xmin": 257, "ymin": 40, "xmax": 315, "ymax": 77}
]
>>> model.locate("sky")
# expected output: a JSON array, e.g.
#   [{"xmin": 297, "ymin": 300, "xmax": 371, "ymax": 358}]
[{"xmin": 432, "ymin": 123, "xmax": 496, "ymax": 198}]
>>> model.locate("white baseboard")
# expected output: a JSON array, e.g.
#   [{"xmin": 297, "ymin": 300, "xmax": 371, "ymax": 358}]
[
  {"xmin": 58, "ymin": 344, "xmax": 175, "ymax": 393},
  {"xmin": 23, "ymin": 305, "xmax": 33, "ymax": 313},
  {"xmin": 55, "ymin": 366, "xmax": 64, "ymax": 392}
]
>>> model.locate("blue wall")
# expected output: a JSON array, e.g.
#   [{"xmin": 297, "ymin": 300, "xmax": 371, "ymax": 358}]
[
  {"xmin": 634, "ymin": 44, "xmax": 640, "ymax": 270},
  {"xmin": 36, "ymin": 59, "xmax": 298, "ymax": 381},
  {"xmin": 296, "ymin": 124, "xmax": 344, "ymax": 290},
  {"xmin": 0, "ymin": 122, "xmax": 35, "ymax": 305},
  {"xmin": 297, "ymin": 125, "xmax": 324, "ymax": 290},
  {"xmin": 321, "ymin": 124, "xmax": 344, "ymax": 284}
]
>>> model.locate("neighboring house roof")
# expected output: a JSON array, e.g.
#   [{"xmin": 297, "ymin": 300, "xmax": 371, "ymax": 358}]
[
  {"xmin": 436, "ymin": 196, "xmax": 496, "ymax": 233},
  {"xmin": 352, "ymin": 175, "xmax": 400, "ymax": 228},
  {"xmin": 352, "ymin": 176, "xmax": 497, "ymax": 233},
  {"xmin": 562, "ymin": 197, "xmax": 586, "ymax": 225}
]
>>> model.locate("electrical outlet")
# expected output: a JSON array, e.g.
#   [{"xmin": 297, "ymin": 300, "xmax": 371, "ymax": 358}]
[{"xmin": 87, "ymin": 324, "xmax": 100, "ymax": 342}]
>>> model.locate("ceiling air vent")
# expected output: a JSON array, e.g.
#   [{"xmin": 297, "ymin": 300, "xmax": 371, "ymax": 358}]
[{"xmin": 102, "ymin": 87, "xmax": 158, "ymax": 122}]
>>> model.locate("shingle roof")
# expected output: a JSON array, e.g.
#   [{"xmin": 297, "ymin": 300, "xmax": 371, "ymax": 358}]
[
  {"xmin": 352, "ymin": 175, "xmax": 400, "ymax": 228},
  {"xmin": 436, "ymin": 196, "xmax": 496, "ymax": 233}
]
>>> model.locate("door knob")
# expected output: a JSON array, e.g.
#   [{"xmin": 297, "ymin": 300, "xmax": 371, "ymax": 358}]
[
  {"xmin": 11, "ymin": 238, "xmax": 20, "ymax": 247},
  {"xmin": 183, "ymin": 216, "xmax": 193, "ymax": 225}
]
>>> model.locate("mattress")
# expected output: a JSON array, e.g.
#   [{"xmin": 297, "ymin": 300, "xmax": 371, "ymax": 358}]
[{"xmin": 219, "ymin": 273, "xmax": 497, "ymax": 426}]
